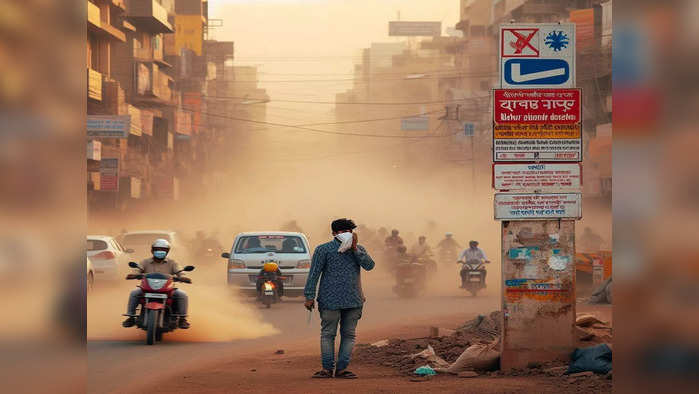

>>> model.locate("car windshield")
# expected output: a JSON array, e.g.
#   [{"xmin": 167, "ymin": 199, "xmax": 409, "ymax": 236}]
[
  {"xmin": 87, "ymin": 239, "xmax": 108, "ymax": 251},
  {"xmin": 235, "ymin": 235, "xmax": 306, "ymax": 254},
  {"xmin": 122, "ymin": 233, "xmax": 172, "ymax": 247}
]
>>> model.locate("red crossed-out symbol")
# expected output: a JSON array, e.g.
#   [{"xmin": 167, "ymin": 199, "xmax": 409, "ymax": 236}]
[{"xmin": 502, "ymin": 28, "xmax": 539, "ymax": 57}]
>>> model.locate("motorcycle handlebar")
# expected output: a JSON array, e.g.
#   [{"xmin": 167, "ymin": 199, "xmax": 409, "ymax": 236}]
[
  {"xmin": 174, "ymin": 277, "xmax": 192, "ymax": 284},
  {"xmin": 125, "ymin": 273, "xmax": 144, "ymax": 280}
]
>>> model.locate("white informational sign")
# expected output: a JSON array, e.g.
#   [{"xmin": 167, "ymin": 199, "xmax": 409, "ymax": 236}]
[
  {"xmin": 87, "ymin": 140, "xmax": 101, "ymax": 161},
  {"xmin": 493, "ymin": 137, "xmax": 582, "ymax": 162},
  {"xmin": 401, "ymin": 116, "xmax": 429, "ymax": 131},
  {"xmin": 493, "ymin": 163, "xmax": 581, "ymax": 191},
  {"xmin": 87, "ymin": 115, "xmax": 131, "ymax": 138},
  {"xmin": 499, "ymin": 23, "xmax": 576, "ymax": 88},
  {"xmin": 494, "ymin": 193, "xmax": 582, "ymax": 220},
  {"xmin": 389, "ymin": 21, "xmax": 441, "ymax": 36}
]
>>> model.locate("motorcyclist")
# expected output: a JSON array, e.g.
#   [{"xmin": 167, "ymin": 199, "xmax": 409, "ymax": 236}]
[
  {"xmin": 256, "ymin": 261, "xmax": 284, "ymax": 297},
  {"xmin": 410, "ymin": 236, "xmax": 433, "ymax": 258},
  {"xmin": 437, "ymin": 232, "xmax": 462, "ymax": 253},
  {"xmin": 394, "ymin": 245, "xmax": 427, "ymax": 287},
  {"xmin": 457, "ymin": 240, "xmax": 490, "ymax": 288},
  {"xmin": 122, "ymin": 239, "xmax": 190, "ymax": 329},
  {"xmin": 385, "ymin": 229, "xmax": 404, "ymax": 249}
]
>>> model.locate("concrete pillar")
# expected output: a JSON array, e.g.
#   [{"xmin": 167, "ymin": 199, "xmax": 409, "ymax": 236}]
[{"xmin": 500, "ymin": 219, "xmax": 576, "ymax": 369}]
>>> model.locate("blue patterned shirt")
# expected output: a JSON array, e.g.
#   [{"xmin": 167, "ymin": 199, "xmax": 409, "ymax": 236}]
[{"xmin": 304, "ymin": 239, "xmax": 375, "ymax": 310}]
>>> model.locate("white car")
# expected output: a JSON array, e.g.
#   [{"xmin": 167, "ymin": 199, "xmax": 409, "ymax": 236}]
[
  {"xmin": 87, "ymin": 235, "xmax": 133, "ymax": 280},
  {"xmin": 223, "ymin": 232, "xmax": 311, "ymax": 297},
  {"xmin": 120, "ymin": 230, "xmax": 184, "ymax": 261}
]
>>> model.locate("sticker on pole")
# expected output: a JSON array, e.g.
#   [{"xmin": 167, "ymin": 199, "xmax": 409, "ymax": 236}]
[
  {"xmin": 499, "ymin": 23, "xmax": 575, "ymax": 88},
  {"xmin": 494, "ymin": 193, "xmax": 582, "ymax": 220}
]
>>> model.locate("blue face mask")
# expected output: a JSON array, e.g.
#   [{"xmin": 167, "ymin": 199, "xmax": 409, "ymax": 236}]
[{"xmin": 153, "ymin": 250, "xmax": 168, "ymax": 259}]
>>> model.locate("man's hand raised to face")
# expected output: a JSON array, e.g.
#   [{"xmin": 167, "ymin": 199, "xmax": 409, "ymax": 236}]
[{"xmin": 352, "ymin": 232, "xmax": 358, "ymax": 251}]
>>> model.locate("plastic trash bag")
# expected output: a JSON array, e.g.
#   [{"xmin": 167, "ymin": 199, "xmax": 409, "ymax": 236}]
[
  {"xmin": 414, "ymin": 365, "xmax": 437, "ymax": 376},
  {"xmin": 566, "ymin": 343, "xmax": 612, "ymax": 374}
]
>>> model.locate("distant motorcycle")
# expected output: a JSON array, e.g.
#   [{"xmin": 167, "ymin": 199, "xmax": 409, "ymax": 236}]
[
  {"xmin": 124, "ymin": 261, "xmax": 194, "ymax": 345},
  {"xmin": 459, "ymin": 259, "xmax": 486, "ymax": 296},
  {"xmin": 393, "ymin": 261, "xmax": 427, "ymax": 298},
  {"xmin": 259, "ymin": 278, "xmax": 280, "ymax": 308}
]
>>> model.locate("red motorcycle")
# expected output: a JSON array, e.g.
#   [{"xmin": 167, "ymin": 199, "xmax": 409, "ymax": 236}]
[{"xmin": 125, "ymin": 261, "xmax": 194, "ymax": 345}]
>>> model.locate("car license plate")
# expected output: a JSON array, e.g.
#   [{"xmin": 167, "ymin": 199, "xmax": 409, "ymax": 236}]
[
  {"xmin": 144, "ymin": 293, "xmax": 167, "ymax": 299},
  {"xmin": 469, "ymin": 277, "xmax": 481, "ymax": 282},
  {"xmin": 264, "ymin": 290, "xmax": 274, "ymax": 295}
]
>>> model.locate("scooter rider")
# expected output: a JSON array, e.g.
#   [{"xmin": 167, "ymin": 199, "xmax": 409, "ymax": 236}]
[
  {"xmin": 256, "ymin": 261, "xmax": 284, "ymax": 297},
  {"xmin": 122, "ymin": 239, "xmax": 190, "ymax": 329},
  {"xmin": 457, "ymin": 240, "xmax": 489, "ymax": 288}
]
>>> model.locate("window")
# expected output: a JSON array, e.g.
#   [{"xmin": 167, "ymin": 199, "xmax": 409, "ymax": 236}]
[
  {"xmin": 87, "ymin": 239, "xmax": 108, "ymax": 251},
  {"xmin": 235, "ymin": 235, "xmax": 306, "ymax": 254}
]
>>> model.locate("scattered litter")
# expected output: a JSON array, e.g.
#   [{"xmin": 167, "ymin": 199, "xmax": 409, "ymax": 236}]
[
  {"xmin": 250, "ymin": 369, "xmax": 256, "ymax": 372},
  {"xmin": 410, "ymin": 345, "xmax": 450, "ymax": 369},
  {"xmin": 576, "ymin": 314, "xmax": 606, "ymax": 327},
  {"xmin": 566, "ymin": 343, "xmax": 612, "ymax": 375},
  {"xmin": 275, "ymin": 349, "xmax": 285, "ymax": 355},
  {"xmin": 414, "ymin": 365, "xmax": 437, "ymax": 376},
  {"xmin": 442, "ymin": 340, "xmax": 500, "ymax": 373},
  {"xmin": 371, "ymin": 339, "xmax": 389, "ymax": 347}
]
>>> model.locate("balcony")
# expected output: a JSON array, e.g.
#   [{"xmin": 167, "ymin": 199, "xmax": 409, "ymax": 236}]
[
  {"xmin": 134, "ymin": 64, "xmax": 174, "ymax": 105},
  {"xmin": 133, "ymin": 44, "xmax": 170, "ymax": 67},
  {"xmin": 88, "ymin": 68, "xmax": 102, "ymax": 101},
  {"xmin": 125, "ymin": 0, "xmax": 173, "ymax": 33},
  {"xmin": 519, "ymin": 1, "xmax": 565, "ymax": 16},
  {"xmin": 87, "ymin": 1, "xmax": 100, "ymax": 28}
]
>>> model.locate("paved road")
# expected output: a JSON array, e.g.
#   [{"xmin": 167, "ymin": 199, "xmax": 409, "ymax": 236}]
[{"xmin": 87, "ymin": 266, "xmax": 498, "ymax": 393}]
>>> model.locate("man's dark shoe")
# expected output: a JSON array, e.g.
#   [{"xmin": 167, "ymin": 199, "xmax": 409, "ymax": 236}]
[
  {"xmin": 122, "ymin": 316, "xmax": 136, "ymax": 327},
  {"xmin": 178, "ymin": 318, "xmax": 190, "ymax": 329},
  {"xmin": 311, "ymin": 369, "xmax": 333, "ymax": 378}
]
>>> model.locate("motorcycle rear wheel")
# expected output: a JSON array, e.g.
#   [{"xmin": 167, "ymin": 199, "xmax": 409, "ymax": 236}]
[{"xmin": 146, "ymin": 310, "xmax": 159, "ymax": 345}]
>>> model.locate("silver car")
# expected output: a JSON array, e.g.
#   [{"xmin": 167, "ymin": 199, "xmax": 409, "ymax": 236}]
[{"xmin": 222, "ymin": 232, "xmax": 311, "ymax": 297}]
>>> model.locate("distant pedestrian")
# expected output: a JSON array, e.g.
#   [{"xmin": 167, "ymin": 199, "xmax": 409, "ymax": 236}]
[{"xmin": 304, "ymin": 218, "xmax": 375, "ymax": 379}]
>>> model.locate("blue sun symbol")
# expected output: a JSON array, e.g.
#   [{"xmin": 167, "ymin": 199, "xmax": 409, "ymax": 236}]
[{"xmin": 545, "ymin": 31, "xmax": 569, "ymax": 51}]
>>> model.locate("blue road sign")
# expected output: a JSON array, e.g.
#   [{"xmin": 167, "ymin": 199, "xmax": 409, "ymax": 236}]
[{"xmin": 503, "ymin": 59, "xmax": 570, "ymax": 86}]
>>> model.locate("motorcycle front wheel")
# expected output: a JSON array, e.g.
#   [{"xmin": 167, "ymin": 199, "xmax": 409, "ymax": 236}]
[{"xmin": 146, "ymin": 310, "xmax": 159, "ymax": 345}]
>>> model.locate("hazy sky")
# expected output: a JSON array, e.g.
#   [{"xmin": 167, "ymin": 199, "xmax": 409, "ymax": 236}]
[{"xmin": 208, "ymin": 0, "xmax": 459, "ymax": 103}]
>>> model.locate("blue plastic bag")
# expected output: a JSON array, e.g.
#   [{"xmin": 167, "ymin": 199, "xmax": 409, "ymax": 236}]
[
  {"xmin": 414, "ymin": 365, "xmax": 437, "ymax": 376},
  {"xmin": 566, "ymin": 343, "xmax": 612, "ymax": 374}
]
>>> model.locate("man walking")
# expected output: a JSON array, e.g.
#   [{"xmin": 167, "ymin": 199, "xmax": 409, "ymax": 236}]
[{"xmin": 304, "ymin": 218, "xmax": 375, "ymax": 379}]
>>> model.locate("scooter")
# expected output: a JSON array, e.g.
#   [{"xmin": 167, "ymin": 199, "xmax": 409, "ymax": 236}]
[
  {"xmin": 124, "ymin": 261, "xmax": 194, "ymax": 345},
  {"xmin": 260, "ymin": 279, "xmax": 278, "ymax": 308},
  {"xmin": 459, "ymin": 259, "xmax": 486, "ymax": 296}
]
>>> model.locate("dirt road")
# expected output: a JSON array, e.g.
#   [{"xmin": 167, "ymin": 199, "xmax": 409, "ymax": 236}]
[{"xmin": 87, "ymin": 264, "xmax": 499, "ymax": 393}]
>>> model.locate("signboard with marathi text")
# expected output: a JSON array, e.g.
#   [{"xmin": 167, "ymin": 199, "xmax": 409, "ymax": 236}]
[
  {"xmin": 87, "ymin": 115, "xmax": 131, "ymax": 138},
  {"xmin": 493, "ymin": 88, "xmax": 582, "ymax": 162},
  {"xmin": 493, "ymin": 163, "xmax": 581, "ymax": 191},
  {"xmin": 494, "ymin": 193, "xmax": 582, "ymax": 220}
]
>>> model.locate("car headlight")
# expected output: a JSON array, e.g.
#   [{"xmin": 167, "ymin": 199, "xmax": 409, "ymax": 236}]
[
  {"xmin": 147, "ymin": 278, "xmax": 167, "ymax": 290},
  {"xmin": 228, "ymin": 259, "xmax": 246, "ymax": 269},
  {"xmin": 296, "ymin": 259, "xmax": 311, "ymax": 269}
]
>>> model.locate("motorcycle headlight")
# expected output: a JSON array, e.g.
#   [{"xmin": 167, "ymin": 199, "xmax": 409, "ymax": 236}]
[{"xmin": 147, "ymin": 278, "xmax": 167, "ymax": 290}]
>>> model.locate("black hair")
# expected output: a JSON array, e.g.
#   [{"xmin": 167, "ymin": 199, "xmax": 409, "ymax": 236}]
[{"xmin": 331, "ymin": 218, "xmax": 356, "ymax": 232}]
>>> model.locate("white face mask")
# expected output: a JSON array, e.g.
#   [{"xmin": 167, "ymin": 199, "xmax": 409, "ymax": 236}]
[{"xmin": 335, "ymin": 232, "xmax": 354, "ymax": 253}]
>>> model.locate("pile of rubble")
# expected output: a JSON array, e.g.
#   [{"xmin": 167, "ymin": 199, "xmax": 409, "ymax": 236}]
[{"xmin": 355, "ymin": 310, "xmax": 612, "ymax": 389}]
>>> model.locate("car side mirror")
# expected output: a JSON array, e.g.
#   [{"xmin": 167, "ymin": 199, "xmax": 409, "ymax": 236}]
[
  {"xmin": 128, "ymin": 261, "xmax": 139, "ymax": 268},
  {"xmin": 125, "ymin": 248, "xmax": 135, "ymax": 253},
  {"xmin": 183, "ymin": 265, "xmax": 195, "ymax": 272},
  {"xmin": 221, "ymin": 252, "xmax": 231, "ymax": 259}
]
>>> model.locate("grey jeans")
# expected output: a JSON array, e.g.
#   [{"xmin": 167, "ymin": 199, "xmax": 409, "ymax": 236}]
[
  {"xmin": 126, "ymin": 288, "xmax": 188, "ymax": 316},
  {"xmin": 320, "ymin": 307, "xmax": 363, "ymax": 372}
]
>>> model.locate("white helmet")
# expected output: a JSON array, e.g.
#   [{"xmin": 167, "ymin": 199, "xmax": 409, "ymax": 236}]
[{"xmin": 151, "ymin": 238, "xmax": 171, "ymax": 250}]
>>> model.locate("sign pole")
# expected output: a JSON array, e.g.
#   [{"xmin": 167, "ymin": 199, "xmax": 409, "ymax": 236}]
[{"xmin": 494, "ymin": 23, "xmax": 579, "ymax": 370}]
